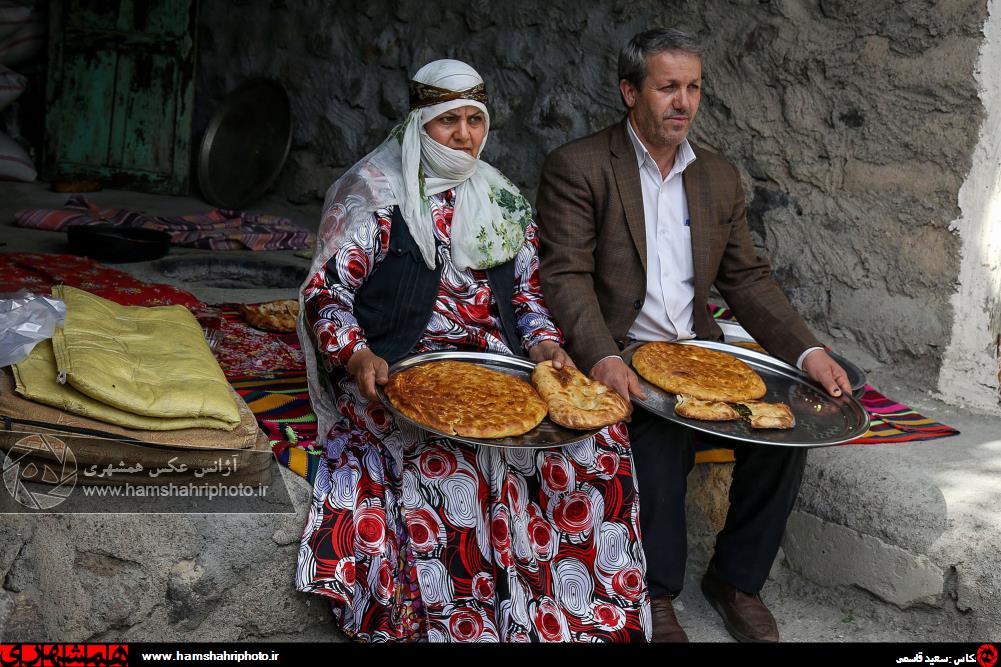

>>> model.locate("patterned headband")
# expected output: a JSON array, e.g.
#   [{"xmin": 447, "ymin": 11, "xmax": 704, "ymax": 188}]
[{"xmin": 409, "ymin": 80, "xmax": 489, "ymax": 110}]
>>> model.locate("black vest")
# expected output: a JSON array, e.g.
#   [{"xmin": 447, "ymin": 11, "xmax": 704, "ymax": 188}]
[{"xmin": 351, "ymin": 206, "xmax": 522, "ymax": 364}]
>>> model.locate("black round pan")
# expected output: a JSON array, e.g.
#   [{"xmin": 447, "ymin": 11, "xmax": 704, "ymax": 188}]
[{"xmin": 67, "ymin": 224, "xmax": 171, "ymax": 263}]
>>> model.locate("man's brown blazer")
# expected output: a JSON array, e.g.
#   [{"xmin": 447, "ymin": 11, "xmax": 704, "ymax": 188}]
[{"xmin": 536, "ymin": 120, "xmax": 821, "ymax": 374}]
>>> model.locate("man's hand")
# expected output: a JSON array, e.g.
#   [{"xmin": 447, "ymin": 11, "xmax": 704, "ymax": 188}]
[
  {"xmin": 802, "ymin": 349, "xmax": 852, "ymax": 397},
  {"xmin": 590, "ymin": 356, "xmax": 647, "ymax": 401},
  {"xmin": 346, "ymin": 348, "xmax": 389, "ymax": 401},
  {"xmin": 528, "ymin": 340, "xmax": 577, "ymax": 369}
]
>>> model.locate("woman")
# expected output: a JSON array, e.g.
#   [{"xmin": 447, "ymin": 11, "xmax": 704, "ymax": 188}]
[{"xmin": 295, "ymin": 59, "xmax": 651, "ymax": 642}]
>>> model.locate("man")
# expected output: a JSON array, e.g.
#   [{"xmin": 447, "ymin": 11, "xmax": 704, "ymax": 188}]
[{"xmin": 536, "ymin": 28, "xmax": 851, "ymax": 643}]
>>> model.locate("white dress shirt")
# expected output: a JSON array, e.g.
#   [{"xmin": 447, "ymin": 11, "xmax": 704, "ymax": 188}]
[{"xmin": 625, "ymin": 119, "xmax": 697, "ymax": 343}]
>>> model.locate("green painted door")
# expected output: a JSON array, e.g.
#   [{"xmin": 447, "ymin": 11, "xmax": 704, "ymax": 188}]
[{"xmin": 45, "ymin": 0, "xmax": 198, "ymax": 194}]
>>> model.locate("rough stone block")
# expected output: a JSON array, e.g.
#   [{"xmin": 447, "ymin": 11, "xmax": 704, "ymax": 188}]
[
  {"xmin": 829, "ymin": 286, "xmax": 949, "ymax": 354},
  {"xmin": 0, "ymin": 468, "xmax": 341, "ymax": 642},
  {"xmin": 687, "ymin": 462, "xmax": 732, "ymax": 535},
  {"xmin": 783, "ymin": 511, "xmax": 945, "ymax": 608}
]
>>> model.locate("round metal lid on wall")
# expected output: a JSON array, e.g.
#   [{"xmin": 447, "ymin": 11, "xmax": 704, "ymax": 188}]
[{"xmin": 197, "ymin": 79, "xmax": 292, "ymax": 209}]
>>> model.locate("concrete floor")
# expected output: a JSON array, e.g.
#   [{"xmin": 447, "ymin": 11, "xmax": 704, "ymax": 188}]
[{"xmin": 1, "ymin": 179, "xmax": 998, "ymax": 642}]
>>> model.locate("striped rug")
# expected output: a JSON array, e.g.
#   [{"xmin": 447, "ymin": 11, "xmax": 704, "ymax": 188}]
[
  {"xmin": 852, "ymin": 386, "xmax": 960, "ymax": 444},
  {"xmin": 227, "ymin": 372, "xmax": 321, "ymax": 482},
  {"xmin": 15, "ymin": 194, "xmax": 314, "ymax": 251}
]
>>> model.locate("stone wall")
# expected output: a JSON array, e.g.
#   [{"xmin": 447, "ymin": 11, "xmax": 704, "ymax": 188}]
[
  {"xmin": 940, "ymin": 0, "xmax": 1001, "ymax": 414},
  {"xmin": 197, "ymin": 0, "xmax": 993, "ymax": 393}
]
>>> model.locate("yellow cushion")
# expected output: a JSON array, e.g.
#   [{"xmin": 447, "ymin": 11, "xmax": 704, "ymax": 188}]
[
  {"xmin": 46, "ymin": 285, "xmax": 239, "ymax": 428},
  {"xmin": 12, "ymin": 340, "xmax": 238, "ymax": 431}
]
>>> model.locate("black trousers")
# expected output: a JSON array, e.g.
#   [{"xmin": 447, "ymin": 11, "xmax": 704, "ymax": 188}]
[{"xmin": 628, "ymin": 408, "xmax": 807, "ymax": 598}]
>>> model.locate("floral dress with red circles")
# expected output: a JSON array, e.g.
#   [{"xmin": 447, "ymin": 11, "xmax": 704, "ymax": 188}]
[{"xmin": 296, "ymin": 189, "xmax": 651, "ymax": 642}]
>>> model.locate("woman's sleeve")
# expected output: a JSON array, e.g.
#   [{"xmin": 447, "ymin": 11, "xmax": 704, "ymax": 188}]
[
  {"xmin": 511, "ymin": 219, "xmax": 565, "ymax": 349},
  {"xmin": 302, "ymin": 207, "xmax": 392, "ymax": 369}
]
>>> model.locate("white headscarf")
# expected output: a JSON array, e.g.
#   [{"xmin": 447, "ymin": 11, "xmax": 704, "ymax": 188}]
[
  {"xmin": 373, "ymin": 58, "xmax": 530, "ymax": 271},
  {"xmin": 298, "ymin": 59, "xmax": 533, "ymax": 442}
]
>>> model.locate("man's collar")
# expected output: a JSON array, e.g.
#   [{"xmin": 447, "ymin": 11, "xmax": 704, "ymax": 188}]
[
  {"xmin": 625, "ymin": 116, "xmax": 697, "ymax": 177},
  {"xmin": 675, "ymin": 139, "xmax": 697, "ymax": 176}
]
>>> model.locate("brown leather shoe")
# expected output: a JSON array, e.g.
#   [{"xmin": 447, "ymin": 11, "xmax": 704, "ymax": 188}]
[
  {"xmin": 649, "ymin": 595, "xmax": 689, "ymax": 642},
  {"xmin": 700, "ymin": 566, "xmax": 779, "ymax": 643}
]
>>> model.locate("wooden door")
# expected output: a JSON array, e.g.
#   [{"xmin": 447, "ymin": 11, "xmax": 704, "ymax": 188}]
[{"xmin": 45, "ymin": 0, "xmax": 197, "ymax": 194}]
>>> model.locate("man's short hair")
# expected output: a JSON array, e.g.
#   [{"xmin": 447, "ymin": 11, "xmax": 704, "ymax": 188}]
[{"xmin": 618, "ymin": 28, "xmax": 703, "ymax": 92}]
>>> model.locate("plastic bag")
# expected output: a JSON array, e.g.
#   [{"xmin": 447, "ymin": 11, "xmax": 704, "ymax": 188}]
[{"xmin": 0, "ymin": 291, "xmax": 67, "ymax": 367}]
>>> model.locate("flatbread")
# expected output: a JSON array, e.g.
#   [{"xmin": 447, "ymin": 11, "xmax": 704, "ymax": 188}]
[
  {"xmin": 239, "ymin": 299, "xmax": 299, "ymax": 332},
  {"xmin": 675, "ymin": 395, "xmax": 795, "ymax": 429},
  {"xmin": 738, "ymin": 400, "xmax": 796, "ymax": 429},
  {"xmin": 674, "ymin": 395, "xmax": 741, "ymax": 421},
  {"xmin": 632, "ymin": 342, "xmax": 766, "ymax": 402},
  {"xmin": 531, "ymin": 360, "xmax": 630, "ymax": 430},
  {"xmin": 384, "ymin": 360, "xmax": 547, "ymax": 438}
]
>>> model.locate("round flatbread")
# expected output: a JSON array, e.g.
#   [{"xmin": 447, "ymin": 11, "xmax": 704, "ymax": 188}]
[
  {"xmin": 239, "ymin": 299, "xmax": 299, "ymax": 332},
  {"xmin": 632, "ymin": 342, "xmax": 767, "ymax": 402},
  {"xmin": 384, "ymin": 360, "xmax": 547, "ymax": 438},
  {"xmin": 531, "ymin": 360, "xmax": 631, "ymax": 430}
]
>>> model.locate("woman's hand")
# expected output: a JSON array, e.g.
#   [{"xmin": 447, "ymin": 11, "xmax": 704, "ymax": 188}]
[
  {"xmin": 347, "ymin": 348, "xmax": 390, "ymax": 401},
  {"xmin": 528, "ymin": 340, "xmax": 576, "ymax": 369}
]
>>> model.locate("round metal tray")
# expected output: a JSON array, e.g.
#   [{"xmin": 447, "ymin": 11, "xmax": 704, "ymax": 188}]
[
  {"xmin": 377, "ymin": 351, "xmax": 602, "ymax": 449},
  {"xmin": 197, "ymin": 79, "xmax": 292, "ymax": 209},
  {"xmin": 623, "ymin": 340, "xmax": 870, "ymax": 448},
  {"xmin": 715, "ymin": 320, "xmax": 867, "ymax": 397}
]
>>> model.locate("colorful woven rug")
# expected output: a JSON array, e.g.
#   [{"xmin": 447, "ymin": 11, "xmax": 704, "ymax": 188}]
[
  {"xmin": 213, "ymin": 306, "xmax": 317, "ymax": 478},
  {"xmin": 213, "ymin": 314, "xmax": 304, "ymax": 377},
  {"xmin": 227, "ymin": 372, "xmax": 321, "ymax": 482},
  {"xmin": 14, "ymin": 194, "xmax": 314, "ymax": 252},
  {"xmin": 851, "ymin": 386, "xmax": 960, "ymax": 444},
  {"xmin": 708, "ymin": 304, "xmax": 735, "ymax": 320}
]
